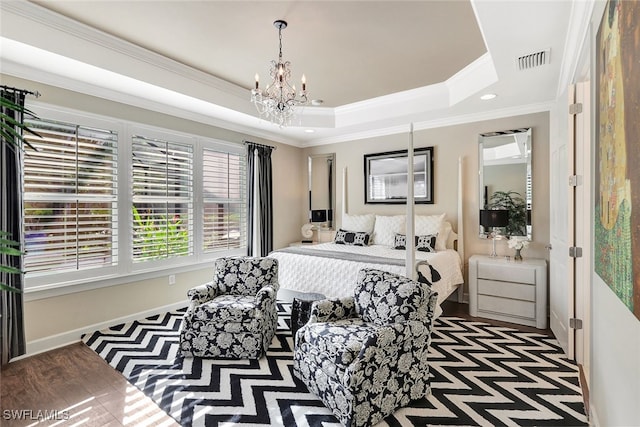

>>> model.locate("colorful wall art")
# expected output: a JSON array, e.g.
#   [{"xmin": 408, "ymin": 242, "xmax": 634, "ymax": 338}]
[{"xmin": 595, "ymin": 0, "xmax": 640, "ymax": 321}]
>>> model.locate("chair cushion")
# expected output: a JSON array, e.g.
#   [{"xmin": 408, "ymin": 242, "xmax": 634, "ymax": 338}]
[
  {"xmin": 213, "ymin": 257, "xmax": 278, "ymax": 296},
  {"xmin": 302, "ymin": 318, "xmax": 377, "ymax": 375},
  {"xmin": 195, "ymin": 295, "xmax": 257, "ymax": 323},
  {"xmin": 354, "ymin": 269, "xmax": 429, "ymax": 325}
]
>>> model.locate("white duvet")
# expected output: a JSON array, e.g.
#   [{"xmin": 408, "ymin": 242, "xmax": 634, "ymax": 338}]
[{"xmin": 269, "ymin": 243, "xmax": 463, "ymax": 316}]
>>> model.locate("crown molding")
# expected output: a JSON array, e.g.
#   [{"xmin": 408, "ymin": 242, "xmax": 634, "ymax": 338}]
[
  {"xmin": 305, "ymin": 100, "xmax": 554, "ymax": 147},
  {"xmin": 1, "ymin": 52, "xmax": 303, "ymax": 147},
  {"xmin": 556, "ymin": 0, "xmax": 597, "ymax": 96}
]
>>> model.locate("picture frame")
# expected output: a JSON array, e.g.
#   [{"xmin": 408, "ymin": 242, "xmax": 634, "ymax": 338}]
[
  {"xmin": 594, "ymin": 0, "xmax": 640, "ymax": 321},
  {"xmin": 364, "ymin": 147, "xmax": 434, "ymax": 204}
]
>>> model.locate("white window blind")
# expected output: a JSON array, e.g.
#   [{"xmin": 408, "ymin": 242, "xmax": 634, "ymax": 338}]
[
  {"xmin": 131, "ymin": 135, "xmax": 193, "ymax": 262},
  {"xmin": 202, "ymin": 148, "xmax": 246, "ymax": 252},
  {"xmin": 23, "ymin": 119, "xmax": 118, "ymax": 273}
]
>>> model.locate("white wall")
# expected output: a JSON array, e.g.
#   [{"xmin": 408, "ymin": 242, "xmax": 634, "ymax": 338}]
[
  {"xmin": 2, "ymin": 75, "xmax": 304, "ymax": 350},
  {"xmin": 590, "ymin": 277, "xmax": 640, "ymax": 425}
]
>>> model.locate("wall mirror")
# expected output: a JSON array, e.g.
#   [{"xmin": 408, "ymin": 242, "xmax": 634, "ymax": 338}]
[
  {"xmin": 364, "ymin": 147, "xmax": 434, "ymax": 204},
  {"xmin": 479, "ymin": 128, "xmax": 532, "ymax": 239},
  {"xmin": 308, "ymin": 153, "xmax": 335, "ymax": 228}
]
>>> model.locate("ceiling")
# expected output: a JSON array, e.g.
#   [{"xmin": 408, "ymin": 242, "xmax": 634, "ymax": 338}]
[{"xmin": 1, "ymin": 0, "xmax": 579, "ymax": 146}]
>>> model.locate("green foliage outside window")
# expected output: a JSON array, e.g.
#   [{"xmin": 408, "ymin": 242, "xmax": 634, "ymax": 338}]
[{"xmin": 132, "ymin": 206, "xmax": 189, "ymax": 260}]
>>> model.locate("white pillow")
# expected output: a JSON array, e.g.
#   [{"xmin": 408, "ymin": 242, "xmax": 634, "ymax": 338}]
[
  {"xmin": 372, "ymin": 215, "xmax": 405, "ymax": 246},
  {"xmin": 414, "ymin": 213, "xmax": 447, "ymax": 251},
  {"xmin": 415, "ymin": 213, "xmax": 445, "ymax": 235},
  {"xmin": 341, "ymin": 213, "xmax": 375, "ymax": 233}
]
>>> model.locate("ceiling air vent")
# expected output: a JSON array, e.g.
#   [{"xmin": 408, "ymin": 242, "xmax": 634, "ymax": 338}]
[{"xmin": 517, "ymin": 49, "xmax": 550, "ymax": 70}]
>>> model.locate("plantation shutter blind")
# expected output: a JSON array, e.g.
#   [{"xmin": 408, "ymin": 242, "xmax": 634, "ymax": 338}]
[
  {"xmin": 202, "ymin": 148, "xmax": 247, "ymax": 252},
  {"xmin": 131, "ymin": 136, "xmax": 193, "ymax": 262},
  {"xmin": 22, "ymin": 119, "xmax": 118, "ymax": 273}
]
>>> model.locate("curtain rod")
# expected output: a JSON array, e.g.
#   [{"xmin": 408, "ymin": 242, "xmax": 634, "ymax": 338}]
[
  {"xmin": 0, "ymin": 85, "xmax": 41, "ymax": 98},
  {"xmin": 243, "ymin": 140, "xmax": 277, "ymax": 151}
]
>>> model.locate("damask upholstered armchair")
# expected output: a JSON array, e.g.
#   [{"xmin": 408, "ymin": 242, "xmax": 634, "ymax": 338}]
[
  {"xmin": 179, "ymin": 256, "xmax": 279, "ymax": 359},
  {"xmin": 293, "ymin": 268, "xmax": 438, "ymax": 427}
]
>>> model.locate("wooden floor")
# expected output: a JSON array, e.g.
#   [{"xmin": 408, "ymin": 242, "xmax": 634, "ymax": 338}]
[{"xmin": 0, "ymin": 302, "xmax": 555, "ymax": 427}]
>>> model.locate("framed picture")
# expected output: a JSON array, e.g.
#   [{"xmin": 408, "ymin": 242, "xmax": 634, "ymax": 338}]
[
  {"xmin": 594, "ymin": 0, "xmax": 640, "ymax": 321},
  {"xmin": 364, "ymin": 147, "xmax": 434, "ymax": 204}
]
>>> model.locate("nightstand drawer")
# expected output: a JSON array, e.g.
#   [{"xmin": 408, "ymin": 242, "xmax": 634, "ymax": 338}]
[
  {"xmin": 478, "ymin": 295, "xmax": 535, "ymax": 319},
  {"xmin": 478, "ymin": 279, "xmax": 535, "ymax": 301},
  {"xmin": 478, "ymin": 263, "xmax": 537, "ymax": 284}
]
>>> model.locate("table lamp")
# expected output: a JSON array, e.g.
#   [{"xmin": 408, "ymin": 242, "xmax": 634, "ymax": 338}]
[
  {"xmin": 480, "ymin": 209, "xmax": 509, "ymax": 257},
  {"xmin": 311, "ymin": 209, "xmax": 327, "ymax": 223}
]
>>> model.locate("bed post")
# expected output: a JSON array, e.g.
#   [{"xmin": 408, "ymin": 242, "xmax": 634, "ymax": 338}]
[
  {"xmin": 457, "ymin": 156, "xmax": 465, "ymax": 302},
  {"xmin": 342, "ymin": 167, "xmax": 348, "ymax": 217},
  {"xmin": 405, "ymin": 123, "xmax": 416, "ymax": 279}
]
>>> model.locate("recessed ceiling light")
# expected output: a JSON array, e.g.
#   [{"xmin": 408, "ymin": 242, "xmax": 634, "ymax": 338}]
[
  {"xmin": 311, "ymin": 99, "xmax": 324, "ymax": 106},
  {"xmin": 480, "ymin": 93, "xmax": 497, "ymax": 100},
  {"xmin": 304, "ymin": 129, "xmax": 315, "ymax": 133}
]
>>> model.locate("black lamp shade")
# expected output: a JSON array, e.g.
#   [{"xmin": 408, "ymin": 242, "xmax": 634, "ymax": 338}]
[
  {"xmin": 480, "ymin": 209, "xmax": 509, "ymax": 228},
  {"xmin": 311, "ymin": 209, "xmax": 327, "ymax": 223}
]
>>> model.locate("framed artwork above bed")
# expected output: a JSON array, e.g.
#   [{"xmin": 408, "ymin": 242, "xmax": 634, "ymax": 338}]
[{"xmin": 364, "ymin": 147, "xmax": 434, "ymax": 204}]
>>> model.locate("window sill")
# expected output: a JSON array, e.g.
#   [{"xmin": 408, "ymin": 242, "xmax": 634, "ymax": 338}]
[{"xmin": 24, "ymin": 250, "xmax": 244, "ymax": 302}]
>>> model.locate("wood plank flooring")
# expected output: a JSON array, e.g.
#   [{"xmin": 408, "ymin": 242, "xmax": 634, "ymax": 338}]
[
  {"xmin": 0, "ymin": 302, "xmax": 555, "ymax": 427},
  {"xmin": 1, "ymin": 342, "xmax": 179, "ymax": 426}
]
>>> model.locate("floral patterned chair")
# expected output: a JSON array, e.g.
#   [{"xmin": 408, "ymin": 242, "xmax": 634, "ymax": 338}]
[
  {"xmin": 293, "ymin": 268, "xmax": 438, "ymax": 427},
  {"xmin": 179, "ymin": 256, "xmax": 279, "ymax": 359}
]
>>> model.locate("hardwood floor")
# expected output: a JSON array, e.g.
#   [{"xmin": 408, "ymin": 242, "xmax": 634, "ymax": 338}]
[
  {"xmin": 0, "ymin": 302, "xmax": 555, "ymax": 426},
  {"xmin": 1, "ymin": 343, "xmax": 179, "ymax": 426}
]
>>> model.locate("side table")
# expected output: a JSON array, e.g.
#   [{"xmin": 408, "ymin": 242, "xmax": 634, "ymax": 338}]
[
  {"xmin": 468, "ymin": 254, "xmax": 547, "ymax": 329},
  {"xmin": 291, "ymin": 292, "xmax": 325, "ymax": 336}
]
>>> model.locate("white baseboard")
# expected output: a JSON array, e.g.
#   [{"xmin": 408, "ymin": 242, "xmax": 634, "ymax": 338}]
[{"xmin": 16, "ymin": 300, "xmax": 188, "ymax": 361}]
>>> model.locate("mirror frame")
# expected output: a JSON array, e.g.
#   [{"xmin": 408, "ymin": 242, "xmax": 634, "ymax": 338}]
[
  {"xmin": 364, "ymin": 147, "xmax": 434, "ymax": 204},
  {"xmin": 478, "ymin": 128, "xmax": 532, "ymax": 240},
  {"xmin": 308, "ymin": 153, "xmax": 335, "ymax": 228}
]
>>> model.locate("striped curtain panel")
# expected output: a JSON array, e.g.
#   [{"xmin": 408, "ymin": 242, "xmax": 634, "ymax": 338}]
[
  {"xmin": 246, "ymin": 142, "xmax": 273, "ymax": 257},
  {"xmin": 1, "ymin": 88, "xmax": 27, "ymax": 365}
]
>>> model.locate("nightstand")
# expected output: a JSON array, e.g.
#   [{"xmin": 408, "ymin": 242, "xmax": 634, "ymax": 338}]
[{"xmin": 468, "ymin": 255, "xmax": 547, "ymax": 329}]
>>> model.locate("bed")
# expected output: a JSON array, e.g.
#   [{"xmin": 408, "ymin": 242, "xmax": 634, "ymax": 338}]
[{"xmin": 270, "ymin": 215, "xmax": 464, "ymax": 318}]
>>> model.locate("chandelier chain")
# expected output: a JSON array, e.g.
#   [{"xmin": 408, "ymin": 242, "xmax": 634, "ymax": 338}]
[{"xmin": 278, "ymin": 26, "xmax": 283, "ymax": 62}]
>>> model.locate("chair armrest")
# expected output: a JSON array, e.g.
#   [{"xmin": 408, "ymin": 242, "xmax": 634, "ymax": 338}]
[
  {"xmin": 256, "ymin": 284, "xmax": 278, "ymax": 307},
  {"xmin": 308, "ymin": 297, "xmax": 356, "ymax": 324},
  {"xmin": 345, "ymin": 319, "xmax": 433, "ymax": 383},
  {"xmin": 187, "ymin": 281, "xmax": 217, "ymax": 305},
  {"xmin": 354, "ymin": 319, "xmax": 432, "ymax": 363}
]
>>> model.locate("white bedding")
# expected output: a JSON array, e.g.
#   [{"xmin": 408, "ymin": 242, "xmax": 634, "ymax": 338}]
[{"xmin": 269, "ymin": 242, "xmax": 463, "ymax": 316}]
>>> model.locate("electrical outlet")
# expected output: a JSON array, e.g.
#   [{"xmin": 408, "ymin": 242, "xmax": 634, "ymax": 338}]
[{"xmin": 168, "ymin": 274, "xmax": 176, "ymax": 285}]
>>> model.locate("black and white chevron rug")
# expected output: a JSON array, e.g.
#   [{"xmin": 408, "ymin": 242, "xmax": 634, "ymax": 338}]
[{"xmin": 82, "ymin": 302, "xmax": 588, "ymax": 427}]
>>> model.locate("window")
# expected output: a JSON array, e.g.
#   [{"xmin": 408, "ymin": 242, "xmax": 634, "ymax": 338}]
[
  {"xmin": 131, "ymin": 135, "xmax": 193, "ymax": 262},
  {"xmin": 23, "ymin": 118, "xmax": 118, "ymax": 273},
  {"xmin": 202, "ymin": 148, "xmax": 246, "ymax": 252},
  {"xmin": 21, "ymin": 105, "xmax": 248, "ymax": 291}
]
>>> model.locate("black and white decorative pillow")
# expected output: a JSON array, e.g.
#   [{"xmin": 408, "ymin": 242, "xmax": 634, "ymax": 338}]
[
  {"xmin": 393, "ymin": 233, "xmax": 409, "ymax": 250},
  {"xmin": 334, "ymin": 229, "xmax": 370, "ymax": 246},
  {"xmin": 416, "ymin": 234, "xmax": 437, "ymax": 252},
  {"xmin": 393, "ymin": 233, "xmax": 437, "ymax": 252}
]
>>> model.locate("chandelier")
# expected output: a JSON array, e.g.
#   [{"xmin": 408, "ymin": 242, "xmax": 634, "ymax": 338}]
[{"xmin": 251, "ymin": 20, "xmax": 309, "ymax": 127}]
